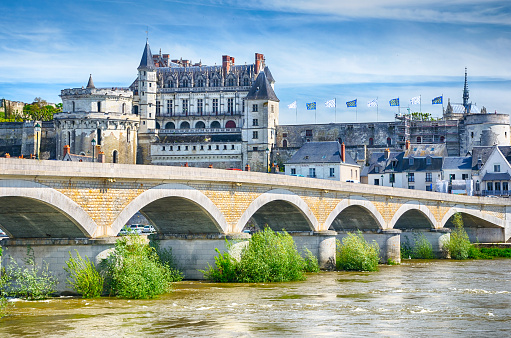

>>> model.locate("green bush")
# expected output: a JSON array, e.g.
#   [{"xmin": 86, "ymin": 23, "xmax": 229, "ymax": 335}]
[
  {"xmin": 64, "ymin": 250, "xmax": 104, "ymax": 298},
  {"xmin": 336, "ymin": 231, "xmax": 380, "ymax": 271},
  {"xmin": 303, "ymin": 248, "xmax": 320, "ymax": 273},
  {"xmin": 101, "ymin": 234, "xmax": 181, "ymax": 299},
  {"xmin": 203, "ymin": 227, "xmax": 316, "ymax": 282},
  {"xmin": 444, "ymin": 213, "xmax": 471, "ymax": 260},
  {"xmin": 401, "ymin": 232, "xmax": 434, "ymax": 259},
  {"xmin": 1, "ymin": 247, "xmax": 58, "ymax": 300}
]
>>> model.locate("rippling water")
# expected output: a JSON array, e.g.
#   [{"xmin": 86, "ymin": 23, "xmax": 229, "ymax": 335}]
[{"xmin": 1, "ymin": 259, "xmax": 511, "ymax": 337}]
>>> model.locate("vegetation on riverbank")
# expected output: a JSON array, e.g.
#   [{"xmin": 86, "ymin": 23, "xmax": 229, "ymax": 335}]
[
  {"xmin": 336, "ymin": 231, "xmax": 380, "ymax": 271},
  {"xmin": 443, "ymin": 213, "xmax": 471, "ymax": 260},
  {"xmin": 64, "ymin": 250, "xmax": 104, "ymax": 298},
  {"xmin": 202, "ymin": 227, "xmax": 319, "ymax": 283},
  {"xmin": 401, "ymin": 232, "xmax": 434, "ymax": 259}
]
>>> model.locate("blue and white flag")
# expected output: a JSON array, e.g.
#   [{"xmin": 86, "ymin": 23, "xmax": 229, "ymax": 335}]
[
  {"xmin": 306, "ymin": 102, "xmax": 316, "ymax": 110},
  {"xmin": 389, "ymin": 98, "xmax": 400, "ymax": 106},
  {"xmin": 287, "ymin": 101, "xmax": 297, "ymax": 109},
  {"xmin": 325, "ymin": 99, "xmax": 336, "ymax": 108},
  {"xmin": 367, "ymin": 99, "xmax": 378, "ymax": 107},
  {"xmin": 432, "ymin": 96, "xmax": 443, "ymax": 105},
  {"xmin": 410, "ymin": 96, "xmax": 421, "ymax": 105},
  {"xmin": 346, "ymin": 99, "xmax": 357, "ymax": 107}
]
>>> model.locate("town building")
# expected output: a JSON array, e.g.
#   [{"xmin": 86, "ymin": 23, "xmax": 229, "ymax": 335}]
[
  {"xmin": 284, "ymin": 141, "xmax": 360, "ymax": 182},
  {"xmin": 471, "ymin": 145, "xmax": 511, "ymax": 197}
]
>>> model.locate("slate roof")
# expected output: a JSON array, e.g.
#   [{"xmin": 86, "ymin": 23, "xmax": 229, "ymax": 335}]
[
  {"xmin": 471, "ymin": 146, "xmax": 511, "ymax": 170},
  {"xmin": 442, "ymin": 156, "xmax": 472, "ymax": 170},
  {"xmin": 245, "ymin": 71, "xmax": 279, "ymax": 102},
  {"xmin": 366, "ymin": 151, "xmax": 404, "ymax": 175},
  {"xmin": 286, "ymin": 141, "xmax": 357, "ymax": 166},
  {"xmin": 138, "ymin": 41, "xmax": 156, "ymax": 71},
  {"xmin": 367, "ymin": 149, "xmax": 443, "ymax": 174},
  {"xmin": 482, "ymin": 172, "xmax": 511, "ymax": 181},
  {"xmin": 86, "ymin": 74, "xmax": 95, "ymax": 89}
]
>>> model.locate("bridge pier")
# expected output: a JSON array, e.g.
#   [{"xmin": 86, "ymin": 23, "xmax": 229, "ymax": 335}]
[
  {"xmin": 290, "ymin": 231, "xmax": 337, "ymax": 270},
  {"xmin": 401, "ymin": 229, "xmax": 450, "ymax": 258},
  {"xmin": 0, "ymin": 238, "xmax": 117, "ymax": 293}
]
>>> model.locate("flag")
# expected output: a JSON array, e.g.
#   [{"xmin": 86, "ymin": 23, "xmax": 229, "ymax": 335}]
[
  {"xmin": 325, "ymin": 99, "xmax": 336, "ymax": 108},
  {"xmin": 389, "ymin": 98, "xmax": 400, "ymax": 106},
  {"xmin": 410, "ymin": 96, "xmax": 421, "ymax": 105},
  {"xmin": 287, "ymin": 101, "xmax": 297, "ymax": 109},
  {"xmin": 367, "ymin": 99, "xmax": 378, "ymax": 107},
  {"xmin": 306, "ymin": 102, "xmax": 316, "ymax": 110},
  {"xmin": 346, "ymin": 99, "xmax": 357, "ymax": 107},
  {"xmin": 432, "ymin": 96, "xmax": 443, "ymax": 105}
]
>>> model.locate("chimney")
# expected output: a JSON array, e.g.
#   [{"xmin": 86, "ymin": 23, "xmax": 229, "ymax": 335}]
[
  {"xmin": 384, "ymin": 148, "xmax": 390, "ymax": 159},
  {"xmin": 405, "ymin": 140, "xmax": 410, "ymax": 150},
  {"xmin": 4, "ymin": 153, "xmax": 10, "ymax": 158},
  {"xmin": 222, "ymin": 55, "xmax": 231, "ymax": 74},
  {"xmin": 341, "ymin": 142, "xmax": 346, "ymax": 162},
  {"xmin": 245, "ymin": 164, "xmax": 251, "ymax": 171},
  {"xmin": 97, "ymin": 151, "xmax": 105, "ymax": 163},
  {"xmin": 63, "ymin": 145, "xmax": 70, "ymax": 157},
  {"xmin": 255, "ymin": 53, "xmax": 264, "ymax": 74}
]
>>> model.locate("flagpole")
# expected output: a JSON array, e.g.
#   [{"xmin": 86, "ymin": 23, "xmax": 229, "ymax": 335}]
[
  {"xmin": 442, "ymin": 93, "xmax": 444, "ymax": 115},
  {"xmin": 356, "ymin": 100, "xmax": 358, "ymax": 122},
  {"xmin": 335, "ymin": 98, "xmax": 337, "ymax": 123},
  {"xmin": 420, "ymin": 95, "xmax": 422, "ymax": 113}
]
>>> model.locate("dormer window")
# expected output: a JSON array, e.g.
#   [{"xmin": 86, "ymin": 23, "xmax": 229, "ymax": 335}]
[
  {"xmin": 375, "ymin": 166, "xmax": 379, "ymax": 173},
  {"xmin": 409, "ymin": 157, "xmax": 414, "ymax": 165},
  {"xmin": 426, "ymin": 157, "xmax": 432, "ymax": 165}
]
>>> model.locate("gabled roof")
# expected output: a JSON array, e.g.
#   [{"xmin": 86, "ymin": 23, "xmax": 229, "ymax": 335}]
[
  {"xmin": 264, "ymin": 66, "xmax": 274, "ymax": 83},
  {"xmin": 442, "ymin": 156, "xmax": 472, "ymax": 170},
  {"xmin": 286, "ymin": 141, "xmax": 358, "ymax": 166},
  {"xmin": 366, "ymin": 151, "xmax": 404, "ymax": 175},
  {"xmin": 62, "ymin": 153, "xmax": 93, "ymax": 162},
  {"xmin": 138, "ymin": 41, "xmax": 155, "ymax": 71},
  {"xmin": 482, "ymin": 172, "xmax": 511, "ymax": 181},
  {"xmin": 471, "ymin": 145, "xmax": 511, "ymax": 170},
  {"xmin": 246, "ymin": 71, "xmax": 279, "ymax": 102}
]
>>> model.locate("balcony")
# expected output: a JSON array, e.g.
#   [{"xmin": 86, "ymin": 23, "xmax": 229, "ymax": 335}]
[
  {"xmin": 157, "ymin": 127, "xmax": 241, "ymax": 135},
  {"xmin": 482, "ymin": 190, "xmax": 510, "ymax": 197}
]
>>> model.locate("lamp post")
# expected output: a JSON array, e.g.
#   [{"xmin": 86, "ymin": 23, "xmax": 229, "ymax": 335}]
[
  {"xmin": 265, "ymin": 148, "xmax": 270, "ymax": 173},
  {"xmin": 34, "ymin": 123, "xmax": 41, "ymax": 160},
  {"xmin": 381, "ymin": 174, "xmax": 384, "ymax": 186},
  {"xmin": 91, "ymin": 138, "xmax": 96, "ymax": 163},
  {"xmin": 476, "ymin": 180, "xmax": 480, "ymax": 196}
]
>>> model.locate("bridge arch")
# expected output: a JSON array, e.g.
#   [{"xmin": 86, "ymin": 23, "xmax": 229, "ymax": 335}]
[
  {"xmin": 110, "ymin": 183, "xmax": 229, "ymax": 236},
  {"xmin": 389, "ymin": 201, "xmax": 437, "ymax": 230},
  {"xmin": 0, "ymin": 180, "xmax": 97, "ymax": 238},
  {"xmin": 234, "ymin": 189, "xmax": 319, "ymax": 233},
  {"xmin": 441, "ymin": 206, "xmax": 505, "ymax": 229},
  {"xmin": 324, "ymin": 196, "xmax": 385, "ymax": 231}
]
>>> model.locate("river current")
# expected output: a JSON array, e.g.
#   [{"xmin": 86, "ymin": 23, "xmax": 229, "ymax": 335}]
[{"xmin": 1, "ymin": 259, "xmax": 510, "ymax": 337}]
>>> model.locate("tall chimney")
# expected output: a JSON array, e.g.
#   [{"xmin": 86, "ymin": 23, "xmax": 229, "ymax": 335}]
[
  {"xmin": 63, "ymin": 145, "xmax": 70, "ymax": 157},
  {"xmin": 405, "ymin": 140, "xmax": 410, "ymax": 150},
  {"xmin": 341, "ymin": 142, "xmax": 346, "ymax": 162},
  {"xmin": 255, "ymin": 53, "xmax": 264, "ymax": 74},
  {"xmin": 222, "ymin": 55, "xmax": 231, "ymax": 75},
  {"xmin": 384, "ymin": 148, "xmax": 390, "ymax": 159}
]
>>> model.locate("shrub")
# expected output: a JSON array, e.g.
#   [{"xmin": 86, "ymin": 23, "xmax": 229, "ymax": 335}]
[
  {"xmin": 412, "ymin": 232, "xmax": 434, "ymax": 259},
  {"xmin": 1, "ymin": 247, "xmax": 58, "ymax": 300},
  {"xmin": 101, "ymin": 234, "xmax": 181, "ymax": 299},
  {"xmin": 202, "ymin": 227, "xmax": 316, "ymax": 282},
  {"xmin": 64, "ymin": 250, "xmax": 104, "ymax": 298},
  {"xmin": 303, "ymin": 248, "xmax": 320, "ymax": 273},
  {"xmin": 336, "ymin": 231, "xmax": 380, "ymax": 271},
  {"xmin": 444, "ymin": 213, "xmax": 471, "ymax": 260}
]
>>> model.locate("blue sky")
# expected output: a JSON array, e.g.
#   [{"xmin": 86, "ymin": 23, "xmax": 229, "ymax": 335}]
[{"xmin": 1, "ymin": 0, "xmax": 510, "ymax": 124}]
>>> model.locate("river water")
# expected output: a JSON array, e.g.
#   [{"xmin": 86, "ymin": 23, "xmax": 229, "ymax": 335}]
[{"xmin": 1, "ymin": 259, "xmax": 510, "ymax": 337}]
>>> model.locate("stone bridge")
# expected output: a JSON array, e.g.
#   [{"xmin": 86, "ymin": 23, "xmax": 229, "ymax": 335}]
[{"xmin": 1, "ymin": 158, "xmax": 510, "ymax": 285}]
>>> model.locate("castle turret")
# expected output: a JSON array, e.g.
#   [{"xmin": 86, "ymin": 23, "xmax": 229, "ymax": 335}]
[{"xmin": 137, "ymin": 41, "xmax": 157, "ymax": 133}]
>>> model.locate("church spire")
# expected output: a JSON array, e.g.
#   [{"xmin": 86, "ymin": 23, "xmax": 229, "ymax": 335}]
[
  {"xmin": 86, "ymin": 74, "xmax": 95, "ymax": 89},
  {"xmin": 463, "ymin": 67, "xmax": 470, "ymax": 113}
]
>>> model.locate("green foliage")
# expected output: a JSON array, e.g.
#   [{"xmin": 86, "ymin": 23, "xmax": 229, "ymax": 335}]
[
  {"xmin": 409, "ymin": 112, "xmax": 437, "ymax": 121},
  {"xmin": 203, "ymin": 227, "xmax": 316, "ymax": 283},
  {"xmin": 1, "ymin": 247, "xmax": 58, "ymax": 300},
  {"xmin": 303, "ymin": 248, "xmax": 320, "ymax": 273},
  {"xmin": 387, "ymin": 258, "xmax": 399, "ymax": 265},
  {"xmin": 401, "ymin": 232, "xmax": 434, "ymax": 259},
  {"xmin": 479, "ymin": 247, "xmax": 511, "ymax": 258},
  {"xmin": 64, "ymin": 250, "xmax": 104, "ymax": 298},
  {"xmin": 336, "ymin": 231, "xmax": 380, "ymax": 271},
  {"xmin": 149, "ymin": 240, "xmax": 184, "ymax": 282},
  {"xmin": 101, "ymin": 235, "xmax": 181, "ymax": 299},
  {"xmin": 444, "ymin": 213, "xmax": 471, "ymax": 260}
]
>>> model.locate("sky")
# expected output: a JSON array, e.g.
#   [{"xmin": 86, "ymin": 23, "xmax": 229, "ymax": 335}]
[{"xmin": 0, "ymin": 0, "xmax": 510, "ymax": 124}]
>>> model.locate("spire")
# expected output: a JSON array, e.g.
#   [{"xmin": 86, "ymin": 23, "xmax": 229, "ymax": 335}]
[
  {"xmin": 138, "ymin": 41, "xmax": 155, "ymax": 71},
  {"xmin": 86, "ymin": 74, "xmax": 95, "ymax": 89},
  {"xmin": 463, "ymin": 67, "xmax": 469, "ymax": 113},
  {"xmin": 246, "ymin": 71, "xmax": 279, "ymax": 101}
]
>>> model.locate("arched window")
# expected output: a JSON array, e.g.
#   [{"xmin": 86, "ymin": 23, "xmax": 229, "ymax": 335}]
[
  {"xmin": 195, "ymin": 121, "xmax": 206, "ymax": 129},
  {"xmin": 165, "ymin": 122, "xmax": 175, "ymax": 129},
  {"xmin": 182, "ymin": 79, "xmax": 189, "ymax": 88},
  {"xmin": 369, "ymin": 138, "xmax": 374, "ymax": 146},
  {"xmin": 225, "ymin": 120, "xmax": 236, "ymax": 128},
  {"xmin": 210, "ymin": 121, "xmax": 221, "ymax": 128},
  {"xmin": 112, "ymin": 150, "xmax": 118, "ymax": 163},
  {"xmin": 440, "ymin": 136, "xmax": 445, "ymax": 143},
  {"xmin": 72, "ymin": 101, "xmax": 75, "ymax": 112},
  {"xmin": 156, "ymin": 122, "xmax": 160, "ymax": 129},
  {"xmin": 180, "ymin": 121, "xmax": 190, "ymax": 129},
  {"xmin": 243, "ymin": 78, "xmax": 250, "ymax": 86},
  {"xmin": 228, "ymin": 78, "xmax": 235, "ymax": 86},
  {"xmin": 417, "ymin": 136, "xmax": 422, "ymax": 143},
  {"xmin": 387, "ymin": 137, "xmax": 392, "ymax": 146},
  {"xmin": 122, "ymin": 103, "xmax": 126, "ymax": 114},
  {"xmin": 97, "ymin": 128, "xmax": 102, "ymax": 145},
  {"xmin": 283, "ymin": 139, "xmax": 288, "ymax": 148},
  {"xmin": 212, "ymin": 78, "xmax": 219, "ymax": 87},
  {"xmin": 97, "ymin": 101, "xmax": 101, "ymax": 112}
]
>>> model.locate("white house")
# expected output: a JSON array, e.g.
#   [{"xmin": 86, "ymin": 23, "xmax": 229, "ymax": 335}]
[{"xmin": 472, "ymin": 145, "xmax": 511, "ymax": 196}]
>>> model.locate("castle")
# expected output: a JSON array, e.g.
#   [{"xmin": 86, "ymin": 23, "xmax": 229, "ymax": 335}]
[{"xmin": 0, "ymin": 43, "xmax": 509, "ymax": 171}]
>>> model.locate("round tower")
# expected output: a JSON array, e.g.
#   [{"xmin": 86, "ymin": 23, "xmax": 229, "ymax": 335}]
[{"xmin": 463, "ymin": 113, "xmax": 510, "ymax": 154}]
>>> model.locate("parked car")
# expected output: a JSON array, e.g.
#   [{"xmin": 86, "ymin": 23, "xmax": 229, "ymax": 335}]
[{"xmin": 142, "ymin": 225, "xmax": 155, "ymax": 234}]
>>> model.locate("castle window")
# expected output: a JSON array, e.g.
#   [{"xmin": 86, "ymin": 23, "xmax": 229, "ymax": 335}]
[
  {"xmin": 440, "ymin": 136, "xmax": 445, "ymax": 143},
  {"xmin": 369, "ymin": 138, "xmax": 374, "ymax": 146},
  {"xmin": 180, "ymin": 121, "xmax": 190, "ymax": 129},
  {"xmin": 127, "ymin": 127, "xmax": 131, "ymax": 143},
  {"xmin": 416, "ymin": 136, "xmax": 422, "ymax": 143},
  {"xmin": 211, "ymin": 121, "xmax": 221, "ymax": 128},
  {"xmin": 244, "ymin": 78, "xmax": 250, "ymax": 86},
  {"xmin": 167, "ymin": 100, "xmax": 173, "ymax": 116},
  {"xmin": 208, "ymin": 145, "xmax": 212, "ymax": 150},
  {"xmin": 471, "ymin": 132, "xmax": 474, "ymax": 138},
  {"xmin": 97, "ymin": 128, "xmax": 102, "ymax": 146},
  {"xmin": 197, "ymin": 99, "xmax": 203, "ymax": 115},
  {"xmin": 97, "ymin": 102, "xmax": 101, "ymax": 112},
  {"xmin": 182, "ymin": 79, "xmax": 189, "ymax": 88},
  {"xmin": 178, "ymin": 146, "xmax": 181, "ymax": 151},
  {"xmin": 253, "ymin": 146, "xmax": 258, "ymax": 151},
  {"xmin": 72, "ymin": 101, "xmax": 75, "ymax": 112},
  {"xmin": 228, "ymin": 78, "xmax": 235, "ymax": 86},
  {"xmin": 201, "ymin": 145, "xmax": 204, "ymax": 150},
  {"xmin": 185, "ymin": 146, "xmax": 188, "ymax": 150},
  {"xmin": 283, "ymin": 140, "xmax": 288, "ymax": 148},
  {"xmin": 225, "ymin": 120, "xmax": 236, "ymax": 128},
  {"xmin": 213, "ymin": 99, "xmax": 219, "ymax": 114},
  {"xmin": 197, "ymin": 79, "xmax": 204, "ymax": 88},
  {"xmin": 216, "ymin": 145, "xmax": 219, "ymax": 150},
  {"xmin": 253, "ymin": 131, "xmax": 258, "ymax": 139},
  {"xmin": 113, "ymin": 150, "xmax": 119, "ymax": 163},
  {"xmin": 122, "ymin": 103, "xmax": 126, "ymax": 114},
  {"xmin": 306, "ymin": 130, "xmax": 313, "ymax": 137},
  {"xmin": 193, "ymin": 146, "xmax": 196, "ymax": 150},
  {"xmin": 252, "ymin": 104, "xmax": 258, "ymax": 112},
  {"xmin": 182, "ymin": 99, "xmax": 188, "ymax": 115},
  {"xmin": 156, "ymin": 101, "xmax": 161, "ymax": 115},
  {"xmin": 195, "ymin": 121, "xmax": 206, "ymax": 129},
  {"xmin": 387, "ymin": 137, "xmax": 392, "ymax": 146},
  {"xmin": 231, "ymin": 145, "xmax": 235, "ymax": 150},
  {"xmin": 227, "ymin": 98, "xmax": 234, "ymax": 114},
  {"xmin": 212, "ymin": 78, "xmax": 219, "ymax": 87},
  {"xmin": 224, "ymin": 145, "xmax": 227, "ymax": 150},
  {"xmin": 253, "ymin": 119, "xmax": 259, "ymax": 126},
  {"xmin": 165, "ymin": 122, "xmax": 175, "ymax": 129}
]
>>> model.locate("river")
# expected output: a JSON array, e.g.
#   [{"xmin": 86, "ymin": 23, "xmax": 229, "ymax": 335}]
[{"xmin": 1, "ymin": 259, "xmax": 510, "ymax": 337}]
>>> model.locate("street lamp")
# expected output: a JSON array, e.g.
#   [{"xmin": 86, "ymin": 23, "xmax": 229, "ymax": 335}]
[
  {"xmin": 265, "ymin": 148, "xmax": 270, "ymax": 173},
  {"xmin": 34, "ymin": 123, "xmax": 41, "ymax": 160},
  {"xmin": 91, "ymin": 138, "xmax": 96, "ymax": 162},
  {"xmin": 381, "ymin": 174, "xmax": 384, "ymax": 186}
]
